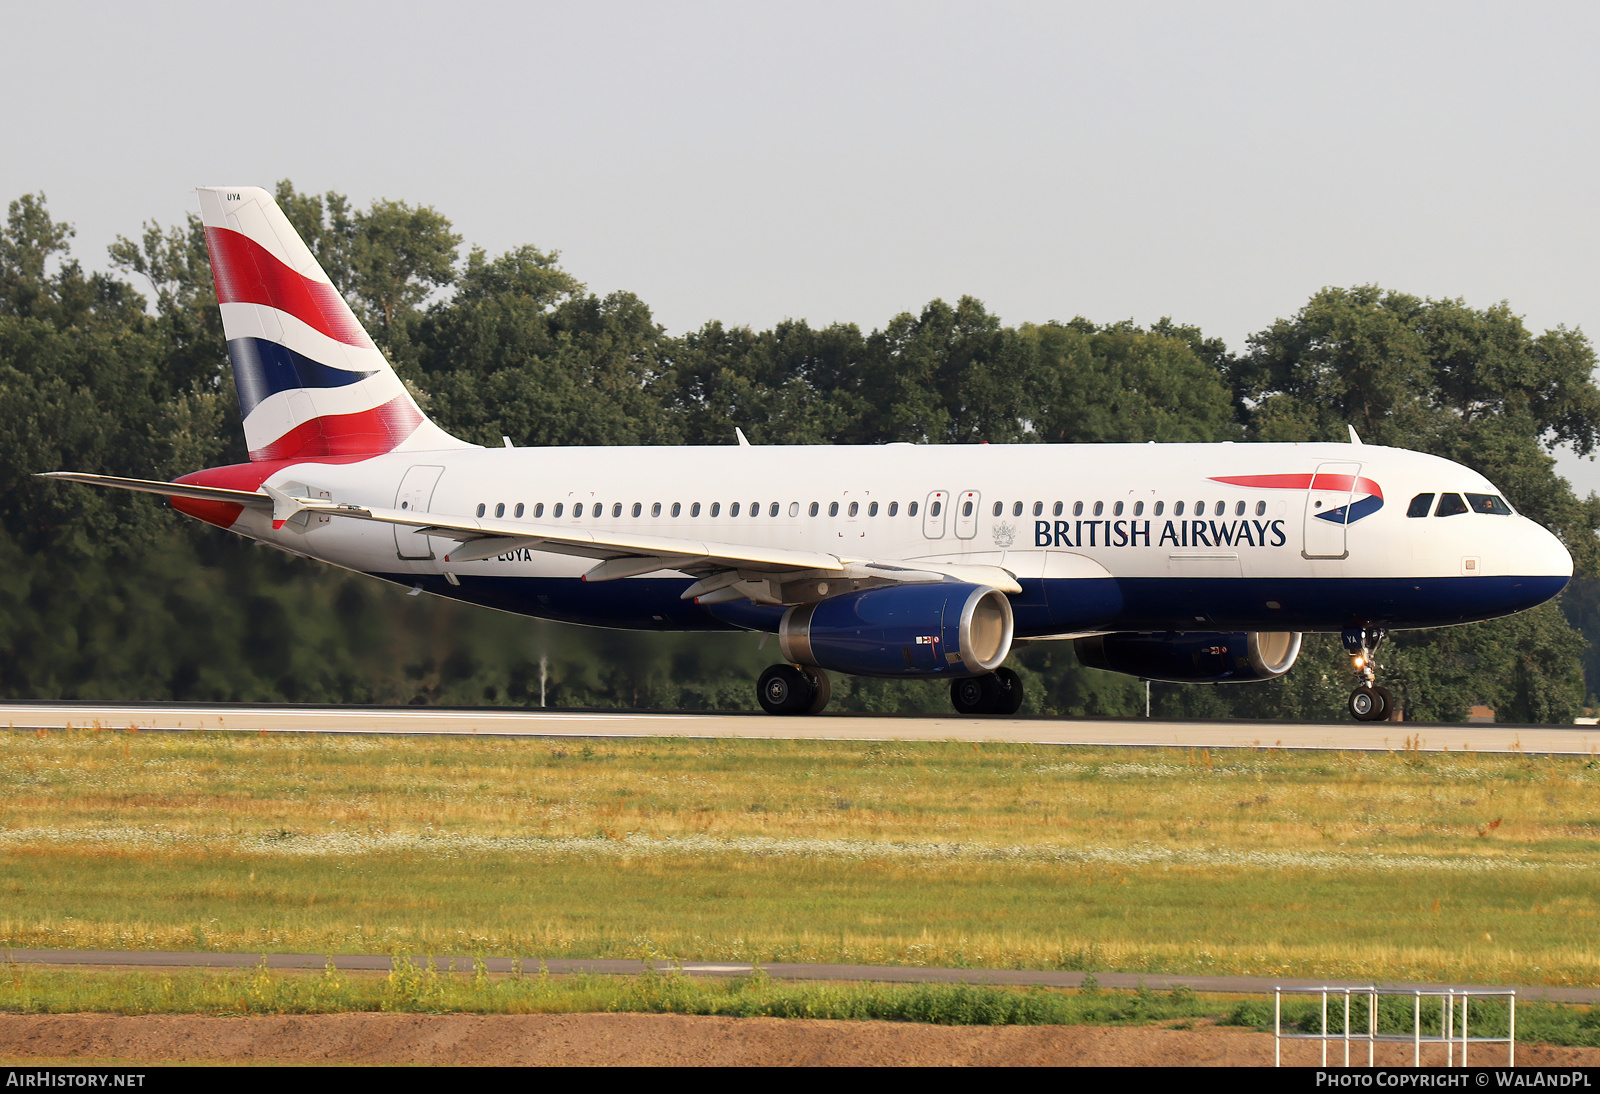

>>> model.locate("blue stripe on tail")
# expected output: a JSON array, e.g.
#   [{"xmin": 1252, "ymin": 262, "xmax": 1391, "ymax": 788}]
[{"xmin": 227, "ymin": 338, "xmax": 377, "ymax": 416}]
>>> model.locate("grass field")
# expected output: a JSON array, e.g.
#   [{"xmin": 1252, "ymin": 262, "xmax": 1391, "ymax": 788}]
[{"xmin": 2, "ymin": 727, "xmax": 1598, "ymax": 987}]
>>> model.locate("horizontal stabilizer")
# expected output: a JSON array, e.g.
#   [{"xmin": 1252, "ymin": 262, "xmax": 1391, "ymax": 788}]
[{"xmin": 37, "ymin": 471, "xmax": 272, "ymax": 509}]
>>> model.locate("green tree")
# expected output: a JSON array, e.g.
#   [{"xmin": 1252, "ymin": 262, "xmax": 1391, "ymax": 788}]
[
  {"xmin": 1023, "ymin": 318, "xmax": 1240, "ymax": 444},
  {"xmin": 665, "ymin": 319, "xmax": 870, "ymax": 445}
]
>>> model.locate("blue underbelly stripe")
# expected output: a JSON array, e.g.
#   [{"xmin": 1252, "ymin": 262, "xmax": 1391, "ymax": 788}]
[{"xmin": 366, "ymin": 573, "xmax": 1569, "ymax": 635}]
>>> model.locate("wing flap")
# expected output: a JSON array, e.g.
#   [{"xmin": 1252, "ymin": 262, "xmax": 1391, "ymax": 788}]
[{"xmin": 42, "ymin": 472, "xmax": 1022, "ymax": 604}]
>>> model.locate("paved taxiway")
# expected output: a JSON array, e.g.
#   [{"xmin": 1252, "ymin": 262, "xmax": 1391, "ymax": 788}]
[
  {"xmin": 8, "ymin": 949, "xmax": 1597, "ymax": 1004},
  {"xmin": 2, "ymin": 702, "xmax": 1597, "ymax": 754}
]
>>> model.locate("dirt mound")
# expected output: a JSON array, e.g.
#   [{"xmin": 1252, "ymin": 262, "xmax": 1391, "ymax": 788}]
[{"xmin": 2, "ymin": 1013, "xmax": 1596, "ymax": 1067}]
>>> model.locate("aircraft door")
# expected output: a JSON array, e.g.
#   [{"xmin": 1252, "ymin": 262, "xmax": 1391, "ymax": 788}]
[
  {"xmin": 954, "ymin": 491, "xmax": 980, "ymax": 539},
  {"xmin": 394, "ymin": 465, "xmax": 445, "ymax": 560},
  {"xmin": 1302, "ymin": 461, "xmax": 1360, "ymax": 560},
  {"xmin": 923, "ymin": 490, "xmax": 949, "ymax": 539}
]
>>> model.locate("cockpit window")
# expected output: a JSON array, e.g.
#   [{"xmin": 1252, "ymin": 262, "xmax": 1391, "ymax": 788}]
[
  {"xmin": 1466, "ymin": 493, "xmax": 1512, "ymax": 515},
  {"xmin": 1407, "ymin": 493, "xmax": 1435, "ymax": 518},
  {"xmin": 1434, "ymin": 493, "xmax": 1468, "ymax": 517}
]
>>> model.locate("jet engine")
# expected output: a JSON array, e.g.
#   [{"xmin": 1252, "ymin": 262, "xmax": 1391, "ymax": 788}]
[
  {"xmin": 1074, "ymin": 631, "xmax": 1302, "ymax": 684},
  {"xmin": 778, "ymin": 583, "xmax": 1014, "ymax": 678}
]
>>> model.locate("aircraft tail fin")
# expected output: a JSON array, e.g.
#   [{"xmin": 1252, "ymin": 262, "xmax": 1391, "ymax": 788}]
[{"xmin": 196, "ymin": 186, "xmax": 473, "ymax": 462}]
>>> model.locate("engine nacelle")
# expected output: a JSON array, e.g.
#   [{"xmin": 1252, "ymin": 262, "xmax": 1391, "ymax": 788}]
[
  {"xmin": 1074, "ymin": 631, "xmax": 1302, "ymax": 684},
  {"xmin": 779, "ymin": 583, "xmax": 1014, "ymax": 678}
]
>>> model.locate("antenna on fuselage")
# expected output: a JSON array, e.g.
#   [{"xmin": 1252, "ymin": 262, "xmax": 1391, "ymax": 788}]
[
  {"xmin": 1347, "ymin": 425, "xmax": 1363, "ymax": 445},
  {"xmin": 735, "ymin": 427, "xmax": 752, "ymax": 447}
]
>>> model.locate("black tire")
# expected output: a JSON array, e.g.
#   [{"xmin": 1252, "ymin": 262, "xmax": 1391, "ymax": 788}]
[
  {"xmin": 993, "ymin": 667, "xmax": 1024, "ymax": 716},
  {"xmin": 1348, "ymin": 686, "xmax": 1387, "ymax": 722},
  {"xmin": 803, "ymin": 668, "xmax": 832, "ymax": 715},
  {"xmin": 758, "ymin": 664, "xmax": 812, "ymax": 715},
  {"xmin": 1372, "ymin": 685, "xmax": 1395, "ymax": 722},
  {"xmin": 951, "ymin": 674, "xmax": 999, "ymax": 715}
]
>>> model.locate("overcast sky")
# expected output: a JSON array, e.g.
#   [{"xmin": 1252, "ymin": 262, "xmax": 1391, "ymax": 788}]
[{"xmin": 6, "ymin": 0, "xmax": 1599, "ymax": 490}]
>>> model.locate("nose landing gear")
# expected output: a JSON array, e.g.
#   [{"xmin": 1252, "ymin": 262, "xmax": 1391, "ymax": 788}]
[{"xmin": 1342, "ymin": 625, "xmax": 1394, "ymax": 722}]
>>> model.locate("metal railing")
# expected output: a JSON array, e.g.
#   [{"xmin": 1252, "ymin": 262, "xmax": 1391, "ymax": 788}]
[{"xmin": 1274, "ymin": 985, "xmax": 1515, "ymax": 1067}]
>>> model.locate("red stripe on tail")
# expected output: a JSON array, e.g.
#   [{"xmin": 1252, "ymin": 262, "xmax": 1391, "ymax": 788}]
[
  {"xmin": 248, "ymin": 396, "xmax": 423, "ymax": 462},
  {"xmin": 204, "ymin": 226, "xmax": 372, "ymax": 348}
]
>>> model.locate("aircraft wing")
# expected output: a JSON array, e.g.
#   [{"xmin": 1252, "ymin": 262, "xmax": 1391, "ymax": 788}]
[{"xmin": 39, "ymin": 472, "xmax": 1021, "ymax": 606}]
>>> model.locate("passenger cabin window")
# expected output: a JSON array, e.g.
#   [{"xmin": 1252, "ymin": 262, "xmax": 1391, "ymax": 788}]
[
  {"xmin": 809, "ymin": 502, "xmax": 819, "ymax": 516},
  {"xmin": 850, "ymin": 501, "xmax": 860, "ymax": 517},
  {"xmin": 889, "ymin": 501, "xmax": 899, "ymax": 516},
  {"xmin": 1073, "ymin": 501, "xmax": 1084, "ymax": 516},
  {"xmin": 992, "ymin": 501, "xmax": 1004, "ymax": 517},
  {"xmin": 1174, "ymin": 501, "xmax": 1185, "ymax": 516},
  {"xmin": 1435, "ymin": 493, "xmax": 1468, "ymax": 517},
  {"xmin": 1235, "ymin": 501, "xmax": 1245, "ymax": 516},
  {"xmin": 631, "ymin": 502, "xmax": 641, "ymax": 517},
  {"xmin": 1255, "ymin": 501, "xmax": 1265, "ymax": 516},
  {"xmin": 930, "ymin": 501, "xmax": 942, "ymax": 516},
  {"xmin": 710, "ymin": 502, "xmax": 721, "ymax": 517},
  {"xmin": 671, "ymin": 502, "xmax": 681, "ymax": 517},
  {"xmin": 690, "ymin": 502, "xmax": 700, "ymax": 517},
  {"xmin": 962, "ymin": 500, "xmax": 973, "ymax": 517},
  {"xmin": 1154, "ymin": 501, "xmax": 1164, "ymax": 516},
  {"xmin": 651, "ymin": 502, "xmax": 662, "ymax": 517},
  {"xmin": 476, "ymin": 503, "xmax": 486, "ymax": 517},
  {"xmin": 615, "ymin": 503, "xmax": 624, "ymax": 517},
  {"xmin": 1133, "ymin": 501, "xmax": 1144, "ymax": 516},
  {"xmin": 829, "ymin": 501, "xmax": 839, "ymax": 516},
  {"xmin": 771, "ymin": 502, "xmax": 780, "ymax": 517},
  {"xmin": 1194, "ymin": 501, "xmax": 1205, "ymax": 516},
  {"xmin": 789, "ymin": 502, "xmax": 799, "ymax": 517},
  {"xmin": 869, "ymin": 501, "xmax": 878, "ymax": 516},
  {"xmin": 1407, "ymin": 493, "xmax": 1435, "ymax": 517},
  {"xmin": 534, "ymin": 503, "xmax": 545, "ymax": 518},
  {"xmin": 1052, "ymin": 502, "xmax": 1063, "ymax": 517},
  {"xmin": 1467, "ymin": 493, "xmax": 1511, "ymax": 515},
  {"xmin": 731, "ymin": 502, "xmax": 741, "ymax": 517},
  {"xmin": 908, "ymin": 501, "xmax": 919, "ymax": 517},
  {"xmin": 514, "ymin": 503, "xmax": 524, "ymax": 518},
  {"xmin": 1112, "ymin": 501, "xmax": 1124, "ymax": 517},
  {"xmin": 554, "ymin": 503, "xmax": 565, "ymax": 518},
  {"xmin": 1092, "ymin": 501, "xmax": 1103, "ymax": 517},
  {"xmin": 750, "ymin": 501, "xmax": 760, "ymax": 516}
]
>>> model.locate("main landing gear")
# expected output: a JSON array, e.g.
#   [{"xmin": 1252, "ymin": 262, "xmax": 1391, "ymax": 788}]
[
  {"xmin": 1342, "ymin": 625, "xmax": 1394, "ymax": 722},
  {"xmin": 753, "ymin": 665, "xmax": 1026, "ymax": 716},
  {"xmin": 950, "ymin": 668, "xmax": 1025, "ymax": 716},
  {"xmin": 757, "ymin": 664, "xmax": 832, "ymax": 715}
]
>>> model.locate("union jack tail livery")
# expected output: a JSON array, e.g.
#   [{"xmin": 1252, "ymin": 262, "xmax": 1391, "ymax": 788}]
[{"xmin": 197, "ymin": 187, "xmax": 472, "ymax": 461}]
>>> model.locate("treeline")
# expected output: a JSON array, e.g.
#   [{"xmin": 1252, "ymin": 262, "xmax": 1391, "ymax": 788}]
[{"xmin": 3, "ymin": 182, "xmax": 1598, "ymax": 721}]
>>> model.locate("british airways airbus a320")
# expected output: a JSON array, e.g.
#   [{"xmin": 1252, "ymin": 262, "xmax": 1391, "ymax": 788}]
[{"xmin": 44, "ymin": 187, "xmax": 1574, "ymax": 721}]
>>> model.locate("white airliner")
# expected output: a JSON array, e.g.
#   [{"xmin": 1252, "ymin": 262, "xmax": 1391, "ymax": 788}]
[{"xmin": 44, "ymin": 187, "xmax": 1575, "ymax": 721}]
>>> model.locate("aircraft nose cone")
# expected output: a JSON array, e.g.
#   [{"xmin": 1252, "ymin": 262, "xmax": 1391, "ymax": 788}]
[{"xmin": 1518, "ymin": 520, "xmax": 1573, "ymax": 580}]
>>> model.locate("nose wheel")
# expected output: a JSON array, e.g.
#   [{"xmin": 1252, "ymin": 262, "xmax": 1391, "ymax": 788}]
[
  {"xmin": 1348, "ymin": 684, "xmax": 1394, "ymax": 722},
  {"xmin": 1342, "ymin": 625, "xmax": 1394, "ymax": 722}
]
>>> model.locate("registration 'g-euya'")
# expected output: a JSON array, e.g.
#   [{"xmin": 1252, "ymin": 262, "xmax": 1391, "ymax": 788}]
[{"xmin": 43, "ymin": 187, "xmax": 1575, "ymax": 721}]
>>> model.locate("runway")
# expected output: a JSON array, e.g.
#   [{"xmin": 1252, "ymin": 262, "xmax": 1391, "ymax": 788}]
[
  {"xmin": 3, "ymin": 701, "xmax": 1598, "ymax": 754},
  {"xmin": 6, "ymin": 949, "xmax": 1596, "ymax": 1003}
]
